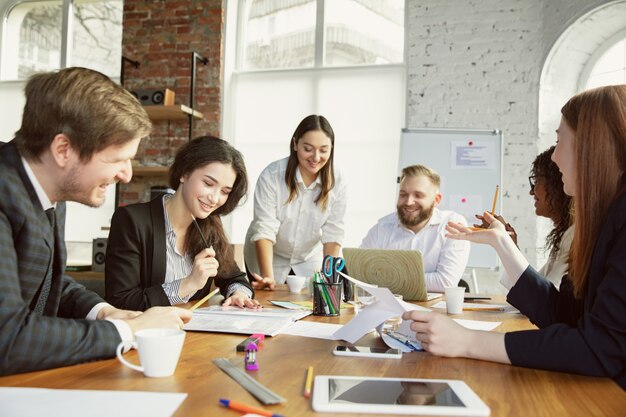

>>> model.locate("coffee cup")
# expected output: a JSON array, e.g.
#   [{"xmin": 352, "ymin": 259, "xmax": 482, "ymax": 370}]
[
  {"xmin": 444, "ymin": 286, "xmax": 465, "ymax": 315},
  {"xmin": 286, "ymin": 275, "xmax": 306, "ymax": 293},
  {"xmin": 116, "ymin": 328, "xmax": 185, "ymax": 377}
]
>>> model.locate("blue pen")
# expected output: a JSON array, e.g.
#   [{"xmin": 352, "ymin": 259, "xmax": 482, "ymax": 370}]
[
  {"xmin": 219, "ymin": 398, "xmax": 284, "ymax": 417},
  {"xmin": 384, "ymin": 331, "xmax": 422, "ymax": 352}
]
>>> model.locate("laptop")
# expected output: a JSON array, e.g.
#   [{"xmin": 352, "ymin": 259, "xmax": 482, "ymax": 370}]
[{"xmin": 342, "ymin": 248, "xmax": 439, "ymax": 302}]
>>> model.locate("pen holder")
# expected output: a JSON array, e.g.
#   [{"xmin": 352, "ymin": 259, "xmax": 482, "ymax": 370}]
[{"xmin": 313, "ymin": 282, "xmax": 341, "ymax": 316}]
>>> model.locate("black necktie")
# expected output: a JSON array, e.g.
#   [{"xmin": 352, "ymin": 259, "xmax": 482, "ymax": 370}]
[{"xmin": 34, "ymin": 208, "xmax": 55, "ymax": 315}]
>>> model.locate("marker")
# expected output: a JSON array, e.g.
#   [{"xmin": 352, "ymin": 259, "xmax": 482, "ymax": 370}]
[
  {"xmin": 218, "ymin": 398, "xmax": 284, "ymax": 417},
  {"xmin": 304, "ymin": 365, "xmax": 314, "ymax": 398}
]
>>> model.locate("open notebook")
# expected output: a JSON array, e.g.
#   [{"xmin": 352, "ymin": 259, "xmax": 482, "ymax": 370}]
[{"xmin": 342, "ymin": 248, "xmax": 440, "ymax": 301}]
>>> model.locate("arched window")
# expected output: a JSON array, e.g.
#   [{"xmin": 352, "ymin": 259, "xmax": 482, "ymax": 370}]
[
  {"xmin": 583, "ymin": 33, "xmax": 626, "ymax": 89},
  {"xmin": 224, "ymin": 0, "xmax": 406, "ymax": 246}
]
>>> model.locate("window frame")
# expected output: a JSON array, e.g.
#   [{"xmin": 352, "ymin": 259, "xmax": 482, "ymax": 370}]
[{"xmin": 0, "ymin": 0, "xmax": 75, "ymax": 81}]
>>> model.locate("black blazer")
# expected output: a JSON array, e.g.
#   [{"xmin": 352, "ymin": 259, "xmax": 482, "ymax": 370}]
[
  {"xmin": 0, "ymin": 141, "xmax": 119, "ymax": 376},
  {"xmin": 505, "ymin": 189, "xmax": 626, "ymax": 390},
  {"xmin": 105, "ymin": 197, "xmax": 254, "ymax": 310}
]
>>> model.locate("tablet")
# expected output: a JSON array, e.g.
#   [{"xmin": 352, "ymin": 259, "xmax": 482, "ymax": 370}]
[{"xmin": 312, "ymin": 376, "xmax": 490, "ymax": 416}]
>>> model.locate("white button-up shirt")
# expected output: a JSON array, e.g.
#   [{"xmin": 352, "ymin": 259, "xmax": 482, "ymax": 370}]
[
  {"xmin": 360, "ymin": 209, "xmax": 470, "ymax": 292},
  {"xmin": 244, "ymin": 157, "xmax": 347, "ymax": 283}
]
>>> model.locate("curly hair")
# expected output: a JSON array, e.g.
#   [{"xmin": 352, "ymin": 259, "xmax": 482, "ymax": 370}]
[{"xmin": 531, "ymin": 146, "xmax": 573, "ymax": 256}]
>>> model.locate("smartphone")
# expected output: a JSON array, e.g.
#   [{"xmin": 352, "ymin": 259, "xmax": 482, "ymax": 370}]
[{"xmin": 333, "ymin": 345, "xmax": 402, "ymax": 359}]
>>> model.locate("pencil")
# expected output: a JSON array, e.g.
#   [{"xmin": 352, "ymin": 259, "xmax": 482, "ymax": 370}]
[
  {"xmin": 491, "ymin": 185, "xmax": 500, "ymax": 214},
  {"xmin": 190, "ymin": 214, "xmax": 212, "ymax": 249},
  {"xmin": 189, "ymin": 288, "xmax": 220, "ymax": 311},
  {"xmin": 304, "ymin": 366, "xmax": 314, "ymax": 398},
  {"xmin": 463, "ymin": 307, "xmax": 504, "ymax": 311}
]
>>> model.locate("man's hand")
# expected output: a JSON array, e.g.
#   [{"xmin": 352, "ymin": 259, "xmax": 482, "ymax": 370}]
[
  {"xmin": 96, "ymin": 305, "xmax": 142, "ymax": 321},
  {"xmin": 124, "ymin": 306, "xmax": 192, "ymax": 333}
]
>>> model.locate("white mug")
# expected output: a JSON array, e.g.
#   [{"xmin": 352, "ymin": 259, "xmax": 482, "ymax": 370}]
[
  {"xmin": 116, "ymin": 328, "xmax": 186, "ymax": 377},
  {"xmin": 444, "ymin": 286, "xmax": 465, "ymax": 315},
  {"xmin": 286, "ymin": 275, "xmax": 306, "ymax": 293}
]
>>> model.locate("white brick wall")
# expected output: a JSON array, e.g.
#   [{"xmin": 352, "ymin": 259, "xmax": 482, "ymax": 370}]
[{"xmin": 405, "ymin": 0, "xmax": 620, "ymax": 292}]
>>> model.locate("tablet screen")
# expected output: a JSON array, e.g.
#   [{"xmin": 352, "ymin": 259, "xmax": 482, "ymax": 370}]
[{"xmin": 328, "ymin": 378, "xmax": 464, "ymax": 407}]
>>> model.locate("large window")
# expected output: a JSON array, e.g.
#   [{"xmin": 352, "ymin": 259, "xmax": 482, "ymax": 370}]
[
  {"xmin": 242, "ymin": 0, "xmax": 404, "ymax": 70},
  {"xmin": 224, "ymin": 0, "xmax": 406, "ymax": 247},
  {"xmin": 1, "ymin": 0, "xmax": 122, "ymax": 80}
]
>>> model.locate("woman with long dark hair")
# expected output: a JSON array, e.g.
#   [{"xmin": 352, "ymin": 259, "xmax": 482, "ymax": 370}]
[
  {"xmin": 244, "ymin": 115, "xmax": 347, "ymax": 289},
  {"xmin": 105, "ymin": 136, "xmax": 258, "ymax": 310},
  {"xmin": 403, "ymin": 85, "xmax": 626, "ymax": 389}
]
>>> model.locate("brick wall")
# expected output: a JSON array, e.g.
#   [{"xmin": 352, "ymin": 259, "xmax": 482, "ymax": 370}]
[
  {"xmin": 405, "ymin": 0, "xmax": 614, "ymax": 267},
  {"xmin": 119, "ymin": 0, "xmax": 224, "ymax": 204}
]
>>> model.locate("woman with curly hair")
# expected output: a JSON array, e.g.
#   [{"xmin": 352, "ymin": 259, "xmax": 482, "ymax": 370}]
[{"xmin": 481, "ymin": 146, "xmax": 573, "ymax": 287}]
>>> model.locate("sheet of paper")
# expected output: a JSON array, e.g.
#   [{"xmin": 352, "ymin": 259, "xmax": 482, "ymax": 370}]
[
  {"xmin": 333, "ymin": 273, "xmax": 430, "ymax": 343},
  {"xmin": 0, "ymin": 388, "xmax": 186, "ymax": 417},
  {"xmin": 280, "ymin": 320, "xmax": 343, "ymax": 340},
  {"xmin": 184, "ymin": 313, "xmax": 294, "ymax": 336}
]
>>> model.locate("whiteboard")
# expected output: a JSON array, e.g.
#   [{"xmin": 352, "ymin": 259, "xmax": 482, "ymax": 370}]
[{"xmin": 399, "ymin": 128, "xmax": 503, "ymax": 269}]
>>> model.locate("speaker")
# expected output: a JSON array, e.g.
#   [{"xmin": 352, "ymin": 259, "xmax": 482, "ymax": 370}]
[
  {"xmin": 92, "ymin": 238, "xmax": 108, "ymax": 272},
  {"xmin": 131, "ymin": 88, "xmax": 175, "ymax": 106}
]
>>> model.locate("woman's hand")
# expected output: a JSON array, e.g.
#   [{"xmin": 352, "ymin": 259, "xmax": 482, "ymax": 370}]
[
  {"xmin": 401, "ymin": 310, "xmax": 474, "ymax": 357},
  {"xmin": 250, "ymin": 272, "xmax": 276, "ymax": 290},
  {"xmin": 222, "ymin": 291, "xmax": 261, "ymax": 308},
  {"xmin": 187, "ymin": 247, "xmax": 219, "ymax": 290},
  {"xmin": 446, "ymin": 211, "xmax": 508, "ymax": 247},
  {"xmin": 474, "ymin": 213, "xmax": 518, "ymax": 245}
]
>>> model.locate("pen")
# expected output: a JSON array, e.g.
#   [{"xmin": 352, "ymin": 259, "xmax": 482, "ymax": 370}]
[
  {"xmin": 189, "ymin": 288, "xmax": 220, "ymax": 311},
  {"xmin": 491, "ymin": 185, "xmax": 499, "ymax": 214},
  {"xmin": 384, "ymin": 331, "xmax": 421, "ymax": 351},
  {"xmin": 219, "ymin": 398, "xmax": 283, "ymax": 417},
  {"xmin": 304, "ymin": 365, "xmax": 314, "ymax": 398},
  {"xmin": 464, "ymin": 297, "xmax": 492, "ymax": 301},
  {"xmin": 190, "ymin": 214, "xmax": 212, "ymax": 249}
]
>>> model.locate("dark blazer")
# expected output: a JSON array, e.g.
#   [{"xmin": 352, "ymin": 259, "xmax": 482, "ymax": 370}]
[
  {"xmin": 505, "ymin": 188, "xmax": 626, "ymax": 390},
  {"xmin": 0, "ymin": 141, "xmax": 119, "ymax": 376},
  {"xmin": 105, "ymin": 197, "xmax": 254, "ymax": 310}
]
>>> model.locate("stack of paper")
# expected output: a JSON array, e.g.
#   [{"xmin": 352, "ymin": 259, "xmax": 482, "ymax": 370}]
[{"xmin": 184, "ymin": 306, "xmax": 311, "ymax": 336}]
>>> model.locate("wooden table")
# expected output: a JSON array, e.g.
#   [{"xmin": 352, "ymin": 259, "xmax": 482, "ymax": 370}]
[{"xmin": 1, "ymin": 287, "xmax": 625, "ymax": 416}]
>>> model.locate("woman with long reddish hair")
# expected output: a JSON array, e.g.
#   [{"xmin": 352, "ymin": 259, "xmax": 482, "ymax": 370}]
[{"xmin": 403, "ymin": 85, "xmax": 626, "ymax": 389}]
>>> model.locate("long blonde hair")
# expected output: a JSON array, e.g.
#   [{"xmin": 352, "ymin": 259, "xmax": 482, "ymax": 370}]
[{"xmin": 561, "ymin": 85, "xmax": 626, "ymax": 298}]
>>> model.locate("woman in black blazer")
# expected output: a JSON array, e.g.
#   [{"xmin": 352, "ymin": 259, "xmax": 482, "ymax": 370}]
[
  {"xmin": 105, "ymin": 137, "xmax": 258, "ymax": 311},
  {"xmin": 403, "ymin": 85, "xmax": 626, "ymax": 390}
]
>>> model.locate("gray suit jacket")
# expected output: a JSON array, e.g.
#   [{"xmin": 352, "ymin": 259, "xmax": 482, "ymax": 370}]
[{"xmin": 0, "ymin": 141, "xmax": 120, "ymax": 376}]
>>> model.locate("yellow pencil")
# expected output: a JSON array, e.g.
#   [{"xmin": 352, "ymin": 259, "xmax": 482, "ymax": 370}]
[
  {"xmin": 189, "ymin": 288, "xmax": 220, "ymax": 311},
  {"xmin": 491, "ymin": 185, "xmax": 499, "ymax": 214},
  {"xmin": 303, "ymin": 366, "xmax": 314, "ymax": 398}
]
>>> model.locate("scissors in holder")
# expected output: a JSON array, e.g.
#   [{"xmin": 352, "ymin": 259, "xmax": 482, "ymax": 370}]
[{"xmin": 323, "ymin": 255, "xmax": 345, "ymax": 283}]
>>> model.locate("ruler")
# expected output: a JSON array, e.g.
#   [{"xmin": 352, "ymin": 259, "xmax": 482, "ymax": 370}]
[{"xmin": 213, "ymin": 358, "xmax": 286, "ymax": 405}]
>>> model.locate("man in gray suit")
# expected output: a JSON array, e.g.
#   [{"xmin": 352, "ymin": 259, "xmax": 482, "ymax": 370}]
[{"xmin": 0, "ymin": 67, "xmax": 191, "ymax": 376}]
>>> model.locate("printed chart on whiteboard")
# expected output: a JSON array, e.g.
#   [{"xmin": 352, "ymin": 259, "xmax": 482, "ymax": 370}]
[{"xmin": 399, "ymin": 128, "xmax": 503, "ymax": 269}]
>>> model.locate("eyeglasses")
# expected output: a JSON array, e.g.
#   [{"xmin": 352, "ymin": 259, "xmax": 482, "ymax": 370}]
[{"xmin": 528, "ymin": 176, "xmax": 537, "ymax": 191}]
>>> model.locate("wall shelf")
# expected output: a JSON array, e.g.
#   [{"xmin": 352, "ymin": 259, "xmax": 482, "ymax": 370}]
[
  {"xmin": 132, "ymin": 166, "xmax": 169, "ymax": 176},
  {"xmin": 143, "ymin": 104, "xmax": 203, "ymax": 121}
]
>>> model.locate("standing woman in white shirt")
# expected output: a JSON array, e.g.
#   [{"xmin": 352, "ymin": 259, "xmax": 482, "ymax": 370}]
[{"xmin": 244, "ymin": 115, "xmax": 347, "ymax": 289}]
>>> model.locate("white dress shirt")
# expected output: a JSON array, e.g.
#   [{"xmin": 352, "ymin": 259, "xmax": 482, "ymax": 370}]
[
  {"xmin": 360, "ymin": 209, "xmax": 470, "ymax": 292},
  {"xmin": 244, "ymin": 157, "xmax": 347, "ymax": 283}
]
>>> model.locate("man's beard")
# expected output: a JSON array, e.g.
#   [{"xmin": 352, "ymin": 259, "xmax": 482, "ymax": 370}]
[
  {"xmin": 57, "ymin": 165, "xmax": 105, "ymax": 208},
  {"xmin": 397, "ymin": 201, "xmax": 435, "ymax": 228}
]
